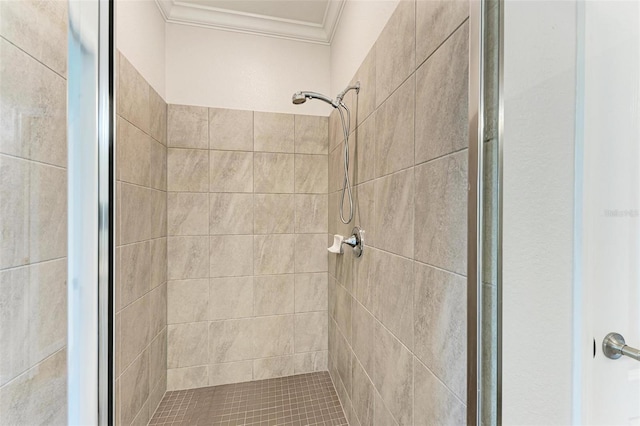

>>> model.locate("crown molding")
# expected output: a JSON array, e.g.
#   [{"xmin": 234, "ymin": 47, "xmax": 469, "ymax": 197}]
[{"xmin": 155, "ymin": 0, "xmax": 345, "ymax": 45}]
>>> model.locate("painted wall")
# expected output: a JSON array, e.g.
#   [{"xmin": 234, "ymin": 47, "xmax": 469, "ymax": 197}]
[
  {"xmin": 329, "ymin": 0, "xmax": 399, "ymax": 95},
  {"xmin": 116, "ymin": 0, "xmax": 166, "ymax": 98},
  {"xmin": 502, "ymin": 1, "xmax": 576, "ymax": 423},
  {"xmin": 165, "ymin": 24, "xmax": 331, "ymax": 116}
]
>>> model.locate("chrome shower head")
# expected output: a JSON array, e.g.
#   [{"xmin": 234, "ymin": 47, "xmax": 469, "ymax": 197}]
[{"xmin": 291, "ymin": 91, "xmax": 338, "ymax": 108}]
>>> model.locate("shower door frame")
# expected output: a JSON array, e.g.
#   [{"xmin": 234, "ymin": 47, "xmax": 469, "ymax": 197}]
[
  {"xmin": 67, "ymin": 0, "xmax": 116, "ymax": 423},
  {"xmin": 468, "ymin": 0, "xmax": 503, "ymax": 424}
]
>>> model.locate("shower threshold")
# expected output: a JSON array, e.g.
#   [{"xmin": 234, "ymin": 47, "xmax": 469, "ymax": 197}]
[{"xmin": 148, "ymin": 371, "xmax": 348, "ymax": 426}]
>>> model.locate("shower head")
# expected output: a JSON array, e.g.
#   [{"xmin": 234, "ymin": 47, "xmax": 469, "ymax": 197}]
[{"xmin": 291, "ymin": 91, "xmax": 339, "ymax": 108}]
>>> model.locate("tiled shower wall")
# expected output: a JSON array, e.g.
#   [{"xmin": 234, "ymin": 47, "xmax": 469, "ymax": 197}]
[
  {"xmin": 165, "ymin": 107, "xmax": 330, "ymax": 390},
  {"xmin": 115, "ymin": 53, "xmax": 168, "ymax": 425},
  {"xmin": 327, "ymin": 0, "xmax": 469, "ymax": 424},
  {"xmin": 0, "ymin": 1, "xmax": 68, "ymax": 423}
]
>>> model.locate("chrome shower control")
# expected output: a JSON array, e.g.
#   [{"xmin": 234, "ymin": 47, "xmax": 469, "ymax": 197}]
[{"xmin": 342, "ymin": 227, "xmax": 364, "ymax": 258}]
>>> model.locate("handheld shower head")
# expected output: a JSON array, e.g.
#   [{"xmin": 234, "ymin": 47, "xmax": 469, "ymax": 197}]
[{"xmin": 291, "ymin": 91, "xmax": 338, "ymax": 108}]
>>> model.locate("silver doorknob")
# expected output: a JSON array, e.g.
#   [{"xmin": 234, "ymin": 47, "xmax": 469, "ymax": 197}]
[{"xmin": 602, "ymin": 332, "xmax": 640, "ymax": 361}]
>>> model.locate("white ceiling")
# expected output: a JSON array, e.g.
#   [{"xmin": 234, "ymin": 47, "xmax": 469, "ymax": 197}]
[{"xmin": 155, "ymin": 0, "xmax": 346, "ymax": 44}]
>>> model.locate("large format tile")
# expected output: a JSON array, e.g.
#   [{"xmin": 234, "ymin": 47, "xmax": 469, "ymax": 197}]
[
  {"xmin": 120, "ymin": 295, "xmax": 150, "ymax": 373},
  {"xmin": 149, "ymin": 189, "xmax": 167, "ymax": 239},
  {"xmin": 373, "ymin": 323, "xmax": 413, "ymax": 426},
  {"xmin": 254, "ymin": 194, "xmax": 294, "ymax": 234},
  {"xmin": 209, "ymin": 319, "xmax": 254, "ymax": 363},
  {"xmin": 149, "ymin": 329, "xmax": 167, "ymax": 393},
  {"xmin": 294, "ymin": 272, "xmax": 327, "ymax": 313},
  {"xmin": 121, "ymin": 350, "xmax": 150, "ymax": 426},
  {"xmin": 167, "ymin": 148, "xmax": 209, "ymax": 192},
  {"xmin": 0, "ymin": 155, "xmax": 29, "ymax": 269},
  {"xmin": 353, "ymin": 115, "xmax": 376, "ymax": 185},
  {"xmin": 167, "ymin": 236, "xmax": 209, "ymax": 279},
  {"xmin": 120, "ymin": 241, "xmax": 151, "ymax": 308},
  {"xmin": 117, "ymin": 116, "xmax": 150, "ymax": 186},
  {"xmin": 253, "ymin": 234, "xmax": 295, "ymax": 275},
  {"xmin": 253, "ymin": 315, "xmax": 294, "ymax": 358},
  {"xmin": 352, "ymin": 358, "xmax": 374, "ymax": 426},
  {"xmin": 120, "ymin": 183, "xmax": 151, "ymax": 244},
  {"xmin": 208, "ymin": 361, "xmax": 253, "ymax": 386},
  {"xmin": 167, "ymin": 366, "xmax": 208, "ymax": 391},
  {"xmin": 295, "ymin": 154, "xmax": 328, "ymax": 194},
  {"xmin": 0, "ymin": 38, "xmax": 66, "ymax": 167},
  {"xmin": 209, "ymin": 108, "xmax": 253, "ymax": 151},
  {"xmin": 414, "ymin": 150, "xmax": 467, "ymax": 274},
  {"xmin": 0, "ymin": 0, "xmax": 68, "ymax": 76},
  {"xmin": 416, "ymin": 0, "xmax": 469, "ymax": 65},
  {"xmin": 209, "ymin": 276, "xmax": 254, "ymax": 320},
  {"xmin": 374, "ymin": 168, "xmax": 414, "ymax": 258},
  {"xmin": 167, "ymin": 104, "xmax": 208, "ymax": 149},
  {"xmin": 352, "ymin": 301, "xmax": 375, "ymax": 378},
  {"xmin": 253, "ymin": 356, "xmax": 294, "ymax": 380},
  {"xmin": 353, "ymin": 48, "xmax": 376, "ymax": 125},
  {"xmin": 294, "ymin": 351, "xmax": 327, "ymax": 374},
  {"xmin": 149, "ymin": 140, "xmax": 167, "ymax": 191},
  {"xmin": 210, "ymin": 193, "xmax": 253, "ymax": 235},
  {"xmin": 149, "ymin": 87, "xmax": 167, "ymax": 145},
  {"xmin": 168, "ymin": 322, "xmax": 209, "ymax": 368},
  {"xmin": 375, "ymin": 75, "xmax": 415, "ymax": 177},
  {"xmin": 0, "ymin": 259, "xmax": 66, "ymax": 386},
  {"xmin": 295, "ymin": 194, "xmax": 328, "ymax": 233},
  {"xmin": 415, "ymin": 22, "xmax": 469, "ymax": 164},
  {"xmin": 294, "ymin": 312, "xmax": 328, "ymax": 352},
  {"xmin": 294, "ymin": 115, "xmax": 328, "ymax": 154},
  {"xmin": 414, "ymin": 357, "xmax": 466, "ymax": 425},
  {"xmin": 375, "ymin": 0, "xmax": 416, "ymax": 105},
  {"xmin": 167, "ymin": 279, "xmax": 209, "ymax": 324},
  {"xmin": 254, "ymin": 112, "xmax": 294, "ymax": 153},
  {"xmin": 118, "ymin": 54, "xmax": 150, "ymax": 134},
  {"xmin": 210, "ymin": 151, "xmax": 253, "ymax": 193},
  {"xmin": 0, "ymin": 348, "xmax": 66, "ymax": 426},
  {"xmin": 210, "ymin": 235, "xmax": 254, "ymax": 277},
  {"xmin": 294, "ymin": 233, "xmax": 328, "ymax": 273},
  {"xmin": 414, "ymin": 262, "xmax": 466, "ymax": 400},
  {"xmin": 167, "ymin": 192, "xmax": 209, "ymax": 236},
  {"xmin": 254, "ymin": 274, "xmax": 294, "ymax": 316},
  {"xmin": 254, "ymin": 152, "xmax": 294, "ymax": 193},
  {"xmin": 148, "ymin": 284, "xmax": 166, "ymax": 339}
]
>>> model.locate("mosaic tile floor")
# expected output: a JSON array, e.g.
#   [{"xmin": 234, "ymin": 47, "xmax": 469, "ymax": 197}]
[{"xmin": 149, "ymin": 371, "xmax": 348, "ymax": 426}]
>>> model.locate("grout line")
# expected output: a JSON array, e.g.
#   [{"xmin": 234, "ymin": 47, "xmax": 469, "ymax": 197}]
[{"xmin": 0, "ymin": 35, "xmax": 67, "ymax": 80}]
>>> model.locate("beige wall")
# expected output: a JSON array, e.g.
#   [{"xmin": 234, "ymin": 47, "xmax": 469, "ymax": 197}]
[
  {"xmin": 165, "ymin": 106, "xmax": 330, "ymax": 389},
  {"xmin": 327, "ymin": 0, "xmax": 470, "ymax": 424},
  {"xmin": 0, "ymin": 1, "xmax": 68, "ymax": 423},
  {"xmin": 115, "ymin": 52, "xmax": 168, "ymax": 425}
]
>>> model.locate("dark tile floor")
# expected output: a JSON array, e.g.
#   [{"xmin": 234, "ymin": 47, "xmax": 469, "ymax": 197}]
[{"xmin": 149, "ymin": 371, "xmax": 348, "ymax": 426}]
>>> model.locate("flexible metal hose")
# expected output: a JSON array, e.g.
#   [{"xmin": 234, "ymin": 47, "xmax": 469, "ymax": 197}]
[{"xmin": 337, "ymin": 102, "xmax": 353, "ymax": 224}]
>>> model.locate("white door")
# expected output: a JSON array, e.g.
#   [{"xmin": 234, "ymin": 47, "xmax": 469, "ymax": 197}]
[{"xmin": 581, "ymin": 1, "xmax": 640, "ymax": 423}]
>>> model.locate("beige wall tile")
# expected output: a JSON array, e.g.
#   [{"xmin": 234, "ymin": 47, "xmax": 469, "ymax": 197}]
[
  {"xmin": 120, "ymin": 183, "xmax": 152, "ymax": 244},
  {"xmin": 374, "ymin": 392, "xmax": 398, "ymax": 426},
  {"xmin": 167, "ymin": 148, "xmax": 209, "ymax": 192},
  {"xmin": 120, "ymin": 241, "xmax": 151, "ymax": 308},
  {"xmin": 294, "ymin": 233, "xmax": 328, "ymax": 273},
  {"xmin": 352, "ymin": 358, "xmax": 374, "ymax": 426},
  {"xmin": 414, "ymin": 357, "xmax": 466, "ymax": 424},
  {"xmin": 414, "ymin": 150, "xmax": 467, "ymax": 275},
  {"xmin": 168, "ymin": 279, "xmax": 209, "ymax": 324},
  {"xmin": 167, "ymin": 236, "xmax": 209, "ymax": 279},
  {"xmin": 353, "ymin": 182, "xmax": 376, "ymax": 248},
  {"xmin": 335, "ymin": 327, "xmax": 352, "ymax": 397},
  {"xmin": 149, "ymin": 330, "xmax": 167, "ymax": 393},
  {"xmin": 254, "ymin": 234, "xmax": 295, "ymax": 275},
  {"xmin": 293, "ymin": 351, "xmax": 327, "ymax": 374},
  {"xmin": 415, "ymin": 22, "xmax": 469, "ymax": 164},
  {"xmin": 209, "ymin": 319, "xmax": 254, "ymax": 363},
  {"xmin": 120, "ymin": 350, "xmax": 150, "ymax": 426},
  {"xmin": 254, "ymin": 194, "xmax": 294, "ymax": 234},
  {"xmin": 334, "ymin": 284, "xmax": 352, "ymax": 343},
  {"xmin": 149, "ymin": 141, "xmax": 166, "ymax": 191},
  {"xmin": 208, "ymin": 361, "xmax": 253, "ymax": 386},
  {"xmin": 294, "ymin": 115, "xmax": 328, "ymax": 155},
  {"xmin": 150, "ymin": 284, "xmax": 166, "ymax": 339},
  {"xmin": 120, "ymin": 295, "xmax": 150, "ymax": 373},
  {"xmin": 167, "ymin": 366, "xmax": 208, "ymax": 391},
  {"xmin": 254, "ymin": 274, "xmax": 294, "ymax": 316},
  {"xmin": 210, "ymin": 235, "xmax": 253, "ymax": 277},
  {"xmin": 210, "ymin": 151, "xmax": 253, "ymax": 192},
  {"xmin": 294, "ymin": 312, "xmax": 328, "ymax": 352},
  {"xmin": 253, "ymin": 315, "xmax": 294, "ymax": 358},
  {"xmin": 149, "ymin": 87, "xmax": 167, "ymax": 145},
  {"xmin": 209, "ymin": 108, "xmax": 253, "ymax": 151},
  {"xmin": 0, "ymin": 155, "xmax": 29, "ymax": 269},
  {"xmin": 254, "ymin": 152, "xmax": 294, "ymax": 193},
  {"xmin": 294, "ymin": 272, "xmax": 327, "ymax": 313},
  {"xmin": 167, "ymin": 192, "xmax": 209, "ymax": 236},
  {"xmin": 374, "ymin": 75, "xmax": 415, "ymax": 177},
  {"xmin": 0, "ymin": 348, "xmax": 66, "ymax": 425},
  {"xmin": 416, "ymin": 0, "xmax": 469, "ymax": 65},
  {"xmin": 374, "ymin": 168, "xmax": 414, "ymax": 258},
  {"xmin": 0, "ymin": 39, "xmax": 66, "ymax": 168},
  {"xmin": 375, "ymin": 0, "xmax": 416, "ymax": 105},
  {"xmin": 118, "ymin": 54, "xmax": 150, "ymax": 134},
  {"xmin": 353, "ymin": 49, "xmax": 377, "ymax": 125},
  {"xmin": 414, "ymin": 262, "xmax": 466, "ymax": 400},
  {"xmin": 167, "ymin": 322, "xmax": 208, "ymax": 368},
  {"xmin": 253, "ymin": 356, "xmax": 294, "ymax": 380},
  {"xmin": 353, "ymin": 115, "xmax": 376, "ymax": 185},
  {"xmin": 210, "ymin": 193, "xmax": 253, "ymax": 235},
  {"xmin": 150, "ymin": 189, "xmax": 167, "ymax": 240},
  {"xmin": 150, "ymin": 238, "xmax": 167, "ymax": 289},
  {"xmin": 352, "ymin": 301, "xmax": 375, "ymax": 379},
  {"xmin": 117, "ymin": 116, "xmax": 150, "ymax": 186},
  {"xmin": 295, "ymin": 194, "xmax": 327, "ymax": 233},
  {"xmin": 373, "ymin": 322, "xmax": 413, "ymax": 425},
  {"xmin": 167, "ymin": 104, "xmax": 208, "ymax": 149},
  {"xmin": 254, "ymin": 112, "xmax": 294, "ymax": 153},
  {"xmin": 209, "ymin": 276, "xmax": 254, "ymax": 320},
  {"xmin": 294, "ymin": 154, "xmax": 328, "ymax": 194}
]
